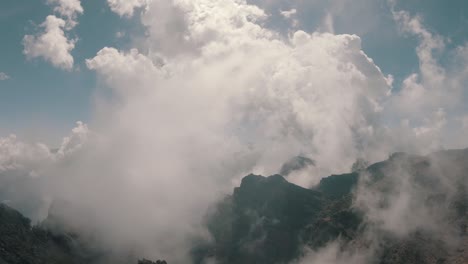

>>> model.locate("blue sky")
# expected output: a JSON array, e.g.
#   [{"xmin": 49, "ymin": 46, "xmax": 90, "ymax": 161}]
[
  {"xmin": 0, "ymin": 0, "xmax": 140, "ymax": 142},
  {"xmin": 0, "ymin": 0, "xmax": 467, "ymax": 145}
]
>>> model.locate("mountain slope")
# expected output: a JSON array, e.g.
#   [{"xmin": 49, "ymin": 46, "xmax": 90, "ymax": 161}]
[
  {"xmin": 199, "ymin": 149, "xmax": 468, "ymax": 264},
  {"xmin": 0, "ymin": 204, "xmax": 168, "ymax": 264},
  {"xmin": 0, "ymin": 203, "xmax": 88, "ymax": 264}
]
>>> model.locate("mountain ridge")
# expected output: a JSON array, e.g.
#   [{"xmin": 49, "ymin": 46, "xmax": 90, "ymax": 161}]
[{"xmin": 0, "ymin": 149, "xmax": 467, "ymax": 263}]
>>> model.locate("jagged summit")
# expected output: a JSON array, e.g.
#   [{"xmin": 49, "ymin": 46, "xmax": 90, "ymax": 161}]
[{"xmin": 237, "ymin": 174, "xmax": 290, "ymax": 190}]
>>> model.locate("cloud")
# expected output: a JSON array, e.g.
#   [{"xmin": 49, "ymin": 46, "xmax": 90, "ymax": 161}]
[
  {"xmin": 280, "ymin": 8, "xmax": 297, "ymax": 19},
  {"xmin": 14, "ymin": 0, "xmax": 394, "ymax": 260},
  {"xmin": 280, "ymin": 8, "xmax": 299, "ymax": 28},
  {"xmin": 248, "ymin": 0, "xmax": 382, "ymax": 36},
  {"xmin": 0, "ymin": 121, "xmax": 88, "ymax": 176},
  {"xmin": 107, "ymin": 0, "xmax": 147, "ymax": 17},
  {"xmin": 115, "ymin": 31, "xmax": 126, "ymax": 38},
  {"xmin": 386, "ymin": 4, "xmax": 468, "ymax": 150},
  {"xmin": 0, "ymin": 135, "xmax": 52, "ymax": 173},
  {"xmin": 294, "ymin": 241, "xmax": 372, "ymax": 264},
  {"xmin": 320, "ymin": 12, "xmax": 335, "ymax": 34},
  {"xmin": 393, "ymin": 8, "xmax": 446, "ymax": 90},
  {"xmin": 23, "ymin": 0, "xmax": 82, "ymax": 70},
  {"xmin": 23, "ymin": 15, "xmax": 76, "ymax": 70},
  {"xmin": 0, "ymin": 134, "xmax": 53, "ymax": 217},
  {"xmin": 56, "ymin": 121, "xmax": 89, "ymax": 157},
  {"xmin": 47, "ymin": 0, "xmax": 83, "ymax": 28},
  {"xmin": 47, "ymin": 0, "xmax": 83, "ymax": 17},
  {"xmin": 293, "ymin": 7, "xmax": 468, "ymax": 262},
  {"xmin": 0, "ymin": 72, "xmax": 10, "ymax": 80},
  {"xmin": 85, "ymin": 47, "xmax": 159, "ymax": 91},
  {"xmin": 0, "ymin": 121, "xmax": 89, "ymax": 219},
  {"xmin": 80, "ymin": 0, "xmax": 399, "ymax": 260},
  {"xmin": 5, "ymin": 0, "xmax": 468, "ymax": 263}
]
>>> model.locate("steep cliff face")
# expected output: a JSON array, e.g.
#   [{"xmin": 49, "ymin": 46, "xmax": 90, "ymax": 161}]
[
  {"xmin": 197, "ymin": 174, "xmax": 363, "ymax": 264},
  {"xmin": 198, "ymin": 174, "xmax": 325, "ymax": 264}
]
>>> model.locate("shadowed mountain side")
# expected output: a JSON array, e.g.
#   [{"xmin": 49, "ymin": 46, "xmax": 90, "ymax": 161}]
[
  {"xmin": 198, "ymin": 149, "xmax": 468, "ymax": 264},
  {"xmin": 196, "ymin": 174, "xmax": 351, "ymax": 264},
  {"xmin": 0, "ymin": 203, "xmax": 88, "ymax": 264},
  {"xmin": 0, "ymin": 203, "xmax": 168, "ymax": 264}
]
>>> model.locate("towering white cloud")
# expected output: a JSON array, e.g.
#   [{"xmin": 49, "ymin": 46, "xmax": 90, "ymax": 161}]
[
  {"xmin": 78, "ymin": 0, "xmax": 399, "ymax": 261},
  {"xmin": 5, "ymin": 0, "xmax": 468, "ymax": 263}
]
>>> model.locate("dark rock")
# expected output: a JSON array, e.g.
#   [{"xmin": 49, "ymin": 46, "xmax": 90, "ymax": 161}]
[
  {"xmin": 200, "ymin": 149, "xmax": 468, "ymax": 264},
  {"xmin": 138, "ymin": 259, "xmax": 167, "ymax": 264}
]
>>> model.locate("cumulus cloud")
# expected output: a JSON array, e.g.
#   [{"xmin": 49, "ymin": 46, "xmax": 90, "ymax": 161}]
[
  {"xmin": 56, "ymin": 121, "xmax": 89, "ymax": 157},
  {"xmin": 86, "ymin": 47, "xmax": 159, "ymax": 92},
  {"xmin": 0, "ymin": 121, "xmax": 88, "ymax": 177},
  {"xmin": 294, "ymin": 6, "xmax": 468, "ymax": 262},
  {"xmin": 107, "ymin": 0, "xmax": 148, "ymax": 17},
  {"xmin": 47, "ymin": 0, "xmax": 83, "ymax": 28},
  {"xmin": 5, "ymin": 0, "xmax": 468, "ymax": 263},
  {"xmin": 0, "ymin": 135, "xmax": 53, "ymax": 218},
  {"xmin": 0, "ymin": 121, "xmax": 89, "ymax": 220},
  {"xmin": 0, "ymin": 72, "xmax": 10, "ymax": 80},
  {"xmin": 10, "ymin": 0, "xmax": 392, "ymax": 260},
  {"xmin": 23, "ymin": 0, "xmax": 82, "ymax": 70},
  {"xmin": 79, "ymin": 0, "xmax": 400, "ymax": 260},
  {"xmin": 36, "ymin": 0, "xmax": 465, "ymax": 261},
  {"xmin": 23, "ymin": 15, "xmax": 77, "ymax": 70},
  {"xmin": 0, "ymin": 135, "xmax": 52, "ymax": 173}
]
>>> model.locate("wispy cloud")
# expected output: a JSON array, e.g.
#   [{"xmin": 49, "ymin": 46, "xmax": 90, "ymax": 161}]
[{"xmin": 0, "ymin": 72, "xmax": 10, "ymax": 80}]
